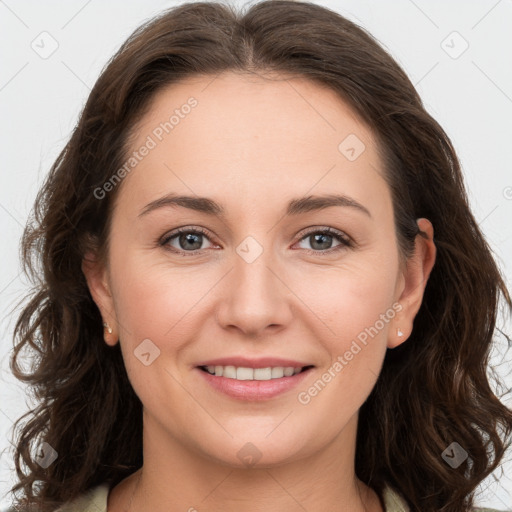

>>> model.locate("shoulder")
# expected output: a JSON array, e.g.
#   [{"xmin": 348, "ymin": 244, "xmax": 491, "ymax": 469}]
[
  {"xmin": 380, "ymin": 485, "xmax": 510, "ymax": 512},
  {"xmin": 1, "ymin": 483, "xmax": 110, "ymax": 512},
  {"xmin": 473, "ymin": 509, "xmax": 512, "ymax": 512},
  {"xmin": 381, "ymin": 485, "xmax": 410, "ymax": 512},
  {"xmin": 54, "ymin": 483, "xmax": 110, "ymax": 512}
]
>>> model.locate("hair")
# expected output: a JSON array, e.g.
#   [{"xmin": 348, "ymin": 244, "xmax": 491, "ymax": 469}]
[{"xmin": 7, "ymin": 1, "xmax": 512, "ymax": 511}]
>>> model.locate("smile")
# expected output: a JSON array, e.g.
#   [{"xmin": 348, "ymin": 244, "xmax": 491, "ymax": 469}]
[
  {"xmin": 196, "ymin": 364, "xmax": 315, "ymax": 401},
  {"xmin": 199, "ymin": 365, "xmax": 313, "ymax": 380}
]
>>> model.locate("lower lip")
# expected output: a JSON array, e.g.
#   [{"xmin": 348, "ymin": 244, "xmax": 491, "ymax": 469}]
[{"xmin": 196, "ymin": 367, "xmax": 313, "ymax": 401}]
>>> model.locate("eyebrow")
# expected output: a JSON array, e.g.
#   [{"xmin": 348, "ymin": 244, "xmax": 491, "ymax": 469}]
[{"xmin": 138, "ymin": 193, "xmax": 372, "ymax": 219}]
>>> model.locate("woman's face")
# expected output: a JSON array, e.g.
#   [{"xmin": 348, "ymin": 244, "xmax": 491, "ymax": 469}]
[{"xmin": 84, "ymin": 71, "xmax": 434, "ymax": 469}]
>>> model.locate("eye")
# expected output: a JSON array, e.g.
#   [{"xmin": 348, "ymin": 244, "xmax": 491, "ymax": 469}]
[
  {"xmin": 295, "ymin": 227, "xmax": 352, "ymax": 254},
  {"xmin": 160, "ymin": 227, "xmax": 216, "ymax": 254},
  {"xmin": 159, "ymin": 226, "xmax": 353, "ymax": 256}
]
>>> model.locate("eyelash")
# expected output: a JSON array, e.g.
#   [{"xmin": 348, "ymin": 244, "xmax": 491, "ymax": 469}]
[{"xmin": 159, "ymin": 226, "xmax": 354, "ymax": 257}]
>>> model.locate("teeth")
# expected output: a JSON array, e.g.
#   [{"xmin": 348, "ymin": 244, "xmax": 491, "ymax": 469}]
[
  {"xmin": 283, "ymin": 367, "xmax": 295, "ymax": 377},
  {"xmin": 237, "ymin": 367, "xmax": 253, "ymax": 380},
  {"xmin": 203, "ymin": 365, "xmax": 303, "ymax": 380},
  {"xmin": 224, "ymin": 365, "xmax": 236, "ymax": 379},
  {"xmin": 254, "ymin": 367, "xmax": 272, "ymax": 380}
]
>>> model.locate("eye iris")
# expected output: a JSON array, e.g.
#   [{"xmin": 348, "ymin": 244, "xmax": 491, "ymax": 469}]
[
  {"xmin": 180, "ymin": 232, "xmax": 202, "ymax": 250},
  {"xmin": 170, "ymin": 230, "xmax": 342, "ymax": 252},
  {"xmin": 310, "ymin": 233, "xmax": 332, "ymax": 250}
]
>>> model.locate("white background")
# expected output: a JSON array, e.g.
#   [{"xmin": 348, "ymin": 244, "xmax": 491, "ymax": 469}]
[{"xmin": 0, "ymin": 0, "xmax": 511, "ymax": 509}]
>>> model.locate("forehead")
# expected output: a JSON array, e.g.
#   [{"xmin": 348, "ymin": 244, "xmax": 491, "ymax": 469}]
[
  {"xmin": 132, "ymin": 71, "xmax": 374, "ymax": 155},
  {"xmin": 116, "ymin": 71, "xmax": 389, "ymax": 219}
]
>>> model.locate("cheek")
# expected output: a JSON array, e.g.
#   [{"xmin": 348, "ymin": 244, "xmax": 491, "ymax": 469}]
[
  {"xmin": 108, "ymin": 253, "xmax": 198, "ymax": 406},
  {"xmin": 108, "ymin": 248, "xmax": 197, "ymax": 348},
  {"xmin": 290, "ymin": 248, "xmax": 398, "ymax": 345},
  {"xmin": 289, "ymin": 248, "xmax": 398, "ymax": 410},
  {"xmin": 293, "ymin": 268, "xmax": 394, "ymax": 418}
]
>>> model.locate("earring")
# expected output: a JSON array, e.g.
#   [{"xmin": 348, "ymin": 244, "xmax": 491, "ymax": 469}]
[
  {"xmin": 397, "ymin": 328, "xmax": 404, "ymax": 337},
  {"xmin": 103, "ymin": 321, "xmax": 118, "ymax": 344}
]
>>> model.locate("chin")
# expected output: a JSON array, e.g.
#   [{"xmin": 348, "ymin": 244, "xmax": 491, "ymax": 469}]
[{"xmin": 199, "ymin": 432, "xmax": 313, "ymax": 469}]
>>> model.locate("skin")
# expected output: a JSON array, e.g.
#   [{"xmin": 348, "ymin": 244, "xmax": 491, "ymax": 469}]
[{"xmin": 82, "ymin": 71, "xmax": 436, "ymax": 512}]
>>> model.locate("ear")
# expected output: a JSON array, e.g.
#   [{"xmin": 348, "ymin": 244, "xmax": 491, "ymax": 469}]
[
  {"xmin": 388, "ymin": 218, "xmax": 436, "ymax": 348},
  {"xmin": 81, "ymin": 250, "xmax": 119, "ymax": 346}
]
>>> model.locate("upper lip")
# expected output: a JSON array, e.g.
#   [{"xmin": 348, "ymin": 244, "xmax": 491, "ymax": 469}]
[{"xmin": 195, "ymin": 357, "xmax": 314, "ymax": 369}]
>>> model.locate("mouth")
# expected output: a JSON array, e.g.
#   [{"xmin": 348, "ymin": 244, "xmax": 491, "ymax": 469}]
[
  {"xmin": 198, "ymin": 364, "xmax": 315, "ymax": 381},
  {"xmin": 195, "ymin": 364, "xmax": 315, "ymax": 401}
]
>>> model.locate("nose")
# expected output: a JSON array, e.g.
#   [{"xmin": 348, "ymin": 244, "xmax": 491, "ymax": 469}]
[{"xmin": 215, "ymin": 246, "xmax": 293, "ymax": 338}]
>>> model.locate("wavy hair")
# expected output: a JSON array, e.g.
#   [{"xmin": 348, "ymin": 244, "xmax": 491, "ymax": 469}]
[{"xmin": 8, "ymin": 1, "xmax": 512, "ymax": 511}]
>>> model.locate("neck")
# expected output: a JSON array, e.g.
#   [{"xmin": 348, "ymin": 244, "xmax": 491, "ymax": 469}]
[{"xmin": 108, "ymin": 413, "xmax": 384, "ymax": 512}]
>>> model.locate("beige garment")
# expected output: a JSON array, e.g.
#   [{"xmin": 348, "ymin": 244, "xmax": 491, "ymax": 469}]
[
  {"xmin": 46, "ymin": 482, "xmax": 507, "ymax": 512},
  {"xmin": 52, "ymin": 482, "xmax": 410, "ymax": 511},
  {"xmin": 381, "ymin": 485, "xmax": 410, "ymax": 511}
]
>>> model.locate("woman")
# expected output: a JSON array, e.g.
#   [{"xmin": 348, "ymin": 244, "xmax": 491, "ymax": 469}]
[{"xmin": 7, "ymin": 1, "xmax": 511, "ymax": 511}]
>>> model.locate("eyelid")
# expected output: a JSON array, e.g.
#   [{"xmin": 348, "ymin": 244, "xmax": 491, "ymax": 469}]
[
  {"xmin": 293, "ymin": 226, "xmax": 353, "ymax": 254},
  {"xmin": 159, "ymin": 225, "xmax": 354, "ymax": 255},
  {"xmin": 159, "ymin": 226, "xmax": 218, "ymax": 252},
  {"xmin": 295, "ymin": 225, "xmax": 351, "ymax": 243}
]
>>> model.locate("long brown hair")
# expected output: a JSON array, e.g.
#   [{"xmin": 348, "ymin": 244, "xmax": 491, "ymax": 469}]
[{"xmin": 8, "ymin": 1, "xmax": 512, "ymax": 511}]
